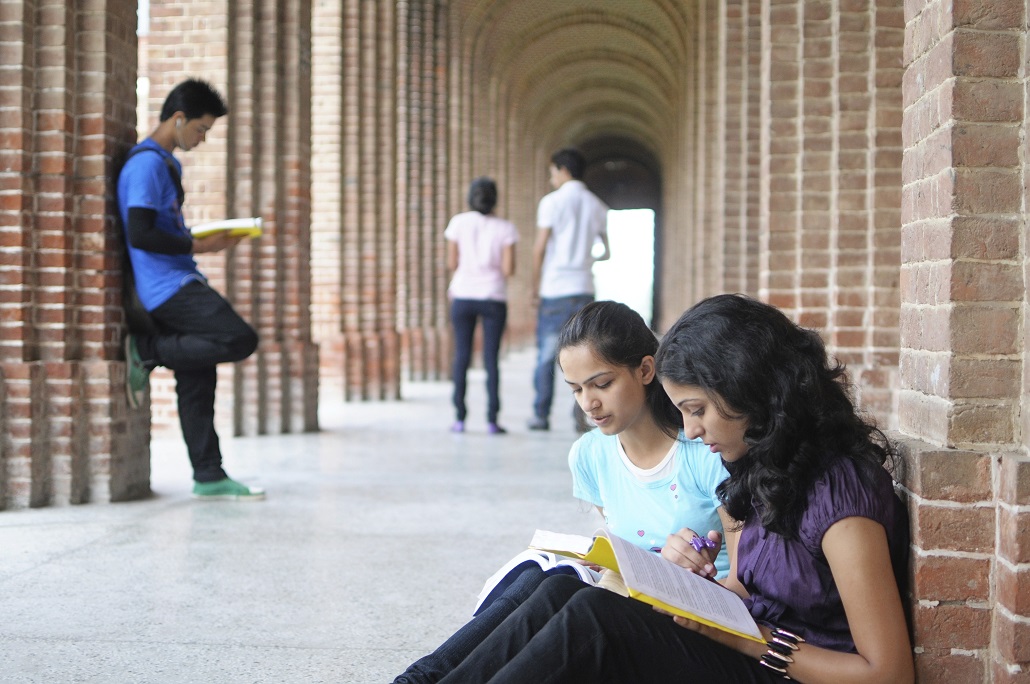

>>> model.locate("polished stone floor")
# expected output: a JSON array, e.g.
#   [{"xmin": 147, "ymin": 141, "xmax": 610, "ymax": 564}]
[{"xmin": 0, "ymin": 349, "xmax": 603, "ymax": 683}]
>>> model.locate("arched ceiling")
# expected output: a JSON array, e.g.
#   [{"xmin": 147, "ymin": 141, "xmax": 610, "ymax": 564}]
[{"xmin": 454, "ymin": 0, "xmax": 695, "ymax": 204}]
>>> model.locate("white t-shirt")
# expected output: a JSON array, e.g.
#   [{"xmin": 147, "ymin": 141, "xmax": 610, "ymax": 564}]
[
  {"xmin": 445, "ymin": 211, "xmax": 519, "ymax": 301},
  {"xmin": 536, "ymin": 179, "xmax": 608, "ymax": 298}
]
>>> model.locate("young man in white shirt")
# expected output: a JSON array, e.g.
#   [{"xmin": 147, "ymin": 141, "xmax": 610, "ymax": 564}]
[{"xmin": 528, "ymin": 148, "xmax": 610, "ymax": 431}]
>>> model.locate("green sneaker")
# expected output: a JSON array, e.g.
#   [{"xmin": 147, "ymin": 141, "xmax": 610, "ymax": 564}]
[
  {"xmin": 123, "ymin": 334, "xmax": 151, "ymax": 409},
  {"xmin": 192, "ymin": 478, "xmax": 266, "ymax": 501}
]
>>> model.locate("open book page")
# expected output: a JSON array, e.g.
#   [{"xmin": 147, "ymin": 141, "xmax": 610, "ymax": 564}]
[
  {"xmin": 528, "ymin": 530, "xmax": 595, "ymax": 559},
  {"xmin": 596, "ymin": 569, "xmax": 629, "ymax": 597},
  {"xmin": 190, "ymin": 217, "xmax": 263, "ymax": 239},
  {"xmin": 594, "ymin": 532, "xmax": 764, "ymax": 643},
  {"xmin": 529, "ymin": 528, "xmax": 764, "ymax": 643}
]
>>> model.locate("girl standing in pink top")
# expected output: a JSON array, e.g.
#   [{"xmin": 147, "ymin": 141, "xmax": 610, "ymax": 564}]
[{"xmin": 445, "ymin": 177, "xmax": 519, "ymax": 434}]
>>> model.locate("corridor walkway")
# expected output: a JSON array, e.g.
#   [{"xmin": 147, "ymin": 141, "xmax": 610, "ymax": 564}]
[{"xmin": 0, "ymin": 349, "xmax": 602, "ymax": 683}]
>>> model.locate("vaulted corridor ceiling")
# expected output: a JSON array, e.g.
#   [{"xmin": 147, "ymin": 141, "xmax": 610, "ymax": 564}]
[{"xmin": 453, "ymin": 0, "xmax": 687, "ymax": 207}]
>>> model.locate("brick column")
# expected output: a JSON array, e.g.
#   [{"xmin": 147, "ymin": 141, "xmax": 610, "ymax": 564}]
[
  {"xmin": 901, "ymin": 0, "xmax": 1026, "ymax": 679},
  {"xmin": 656, "ymin": 8, "xmax": 699, "ymax": 320},
  {"xmin": 0, "ymin": 0, "xmax": 149, "ymax": 507},
  {"xmin": 398, "ymin": 0, "xmax": 449, "ymax": 383},
  {"xmin": 722, "ymin": 0, "xmax": 762, "ymax": 297},
  {"xmin": 798, "ymin": 0, "xmax": 834, "ymax": 331},
  {"xmin": 311, "ymin": 0, "xmax": 406, "ymax": 401},
  {"xmin": 144, "ymin": 0, "xmax": 319, "ymax": 435},
  {"xmin": 868, "ymin": 1, "xmax": 904, "ymax": 424},
  {"xmin": 760, "ymin": 0, "xmax": 802, "ymax": 316},
  {"xmin": 698, "ymin": 0, "xmax": 724, "ymax": 297}
]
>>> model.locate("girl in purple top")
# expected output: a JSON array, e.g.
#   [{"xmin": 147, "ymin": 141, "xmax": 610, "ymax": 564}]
[{"xmin": 434, "ymin": 294, "xmax": 914, "ymax": 683}]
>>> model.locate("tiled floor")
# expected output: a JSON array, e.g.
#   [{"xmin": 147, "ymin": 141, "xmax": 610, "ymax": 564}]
[{"xmin": 0, "ymin": 349, "xmax": 603, "ymax": 683}]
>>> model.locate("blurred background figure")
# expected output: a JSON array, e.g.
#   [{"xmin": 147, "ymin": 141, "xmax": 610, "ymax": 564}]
[{"xmin": 445, "ymin": 177, "xmax": 519, "ymax": 435}]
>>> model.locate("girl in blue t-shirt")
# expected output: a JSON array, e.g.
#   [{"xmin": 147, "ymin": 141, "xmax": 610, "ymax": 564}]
[
  {"xmin": 559, "ymin": 301, "xmax": 730, "ymax": 576},
  {"xmin": 395, "ymin": 301, "xmax": 730, "ymax": 684}
]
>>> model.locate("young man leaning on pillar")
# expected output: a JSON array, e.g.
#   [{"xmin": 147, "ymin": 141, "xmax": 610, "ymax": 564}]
[{"xmin": 117, "ymin": 78, "xmax": 264, "ymax": 501}]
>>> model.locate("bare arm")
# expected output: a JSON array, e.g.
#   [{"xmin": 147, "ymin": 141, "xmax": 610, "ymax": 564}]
[
  {"xmin": 446, "ymin": 240, "xmax": 460, "ymax": 273},
  {"xmin": 502, "ymin": 243, "xmax": 515, "ymax": 277},
  {"xmin": 594, "ymin": 231, "xmax": 611, "ymax": 262},
  {"xmin": 716, "ymin": 507, "xmax": 747, "ymax": 598},
  {"xmin": 192, "ymin": 232, "xmax": 246, "ymax": 254},
  {"xmin": 669, "ymin": 517, "xmax": 914, "ymax": 684}
]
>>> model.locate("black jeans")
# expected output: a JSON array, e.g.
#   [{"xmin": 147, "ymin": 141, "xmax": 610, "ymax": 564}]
[
  {"xmin": 139, "ymin": 281, "xmax": 258, "ymax": 482},
  {"xmin": 450, "ymin": 298, "xmax": 507, "ymax": 423},
  {"xmin": 437, "ymin": 575, "xmax": 779, "ymax": 684},
  {"xmin": 395, "ymin": 566, "xmax": 549, "ymax": 684}
]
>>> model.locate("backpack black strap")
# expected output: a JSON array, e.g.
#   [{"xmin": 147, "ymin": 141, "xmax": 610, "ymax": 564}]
[{"xmin": 124, "ymin": 146, "xmax": 184, "ymax": 205}]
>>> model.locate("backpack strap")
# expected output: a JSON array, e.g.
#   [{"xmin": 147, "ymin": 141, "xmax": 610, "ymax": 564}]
[{"xmin": 123, "ymin": 145, "xmax": 184, "ymax": 206}]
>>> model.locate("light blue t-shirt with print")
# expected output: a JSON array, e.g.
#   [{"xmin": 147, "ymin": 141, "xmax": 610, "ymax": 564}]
[{"xmin": 569, "ymin": 429, "xmax": 731, "ymax": 578}]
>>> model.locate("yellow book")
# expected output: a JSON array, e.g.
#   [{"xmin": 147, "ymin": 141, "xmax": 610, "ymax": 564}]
[
  {"xmin": 530, "ymin": 529, "xmax": 765, "ymax": 644},
  {"xmin": 190, "ymin": 217, "xmax": 263, "ymax": 239}
]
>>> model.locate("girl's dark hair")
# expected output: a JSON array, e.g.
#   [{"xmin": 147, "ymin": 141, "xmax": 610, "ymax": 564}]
[
  {"xmin": 160, "ymin": 78, "xmax": 228, "ymax": 122},
  {"xmin": 557, "ymin": 301, "xmax": 681, "ymax": 438},
  {"xmin": 655, "ymin": 294, "xmax": 895, "ymax": 538},
  {"xmin": 467, "ymin": 177, "xmax": 498, "ymax": 214}
]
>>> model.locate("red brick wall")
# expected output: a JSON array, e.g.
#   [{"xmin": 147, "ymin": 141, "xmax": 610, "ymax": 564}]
[
  {"xmin": 0, "ymin": 0, "xmax": 149, "ymax": 507},
  {"xmin": 651, "ymin": 1, "xmax": 902, "ymax": 431},
  {"xmin": 901, "ymin": 0, "xmax": 1028, "ymax": 679}
]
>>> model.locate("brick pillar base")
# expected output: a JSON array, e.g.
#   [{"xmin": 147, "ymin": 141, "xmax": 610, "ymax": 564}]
[{"xmin": 0, "ymin": 360, "xmax": 151, "ymax": 509}]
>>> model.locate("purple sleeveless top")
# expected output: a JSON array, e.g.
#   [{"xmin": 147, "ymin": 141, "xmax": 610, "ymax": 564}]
[{"xmin": 737, "ymin": 457, "xmax": 909, "ymax": 652}]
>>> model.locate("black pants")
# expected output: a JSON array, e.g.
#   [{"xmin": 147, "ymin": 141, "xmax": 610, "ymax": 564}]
[
  {"xmin": 395, "ymin": 566, "xmax": 550, "ymax": 684},
  {"xmin": 138, "ymin": 281, "xmax": 258, "ymax": 482},
  {"xmin": 450, "ymin": 298, "xmax": 507, "ymax": 423},
  {"xmin": 438, "ymin": 575, "xmax": 779, "ymax": 684}
]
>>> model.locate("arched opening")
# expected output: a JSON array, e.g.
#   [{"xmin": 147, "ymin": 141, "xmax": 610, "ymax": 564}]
[{"xmin": 581, "ymin": 138, "xmax": 662, "ymax": 329}]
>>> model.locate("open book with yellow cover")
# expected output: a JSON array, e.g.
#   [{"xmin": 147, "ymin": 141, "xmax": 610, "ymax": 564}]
[
  {"xmin": 190, "ymin": 217, "xmax": 263, "ymax": 239},
  {"xmin": 530, "ymin": 529, "xmax": 764, "ymax": 644}
]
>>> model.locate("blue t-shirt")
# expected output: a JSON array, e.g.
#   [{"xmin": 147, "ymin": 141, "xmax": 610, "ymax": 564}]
[
  {"xmin": 117, "ymin": 139, "xmax": 202, "ymax": 310},
  {"xmin": 569, "ymin": 429, "xmax": 731, "ymax": 578}
]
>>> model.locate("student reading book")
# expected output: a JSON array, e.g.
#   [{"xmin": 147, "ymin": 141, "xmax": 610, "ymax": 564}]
[
  {"xmin": 429, "ymin": 295, "xmax": 913, "ymax": 684},
  {"xmin": 393, "ymin": 301, "xmax": 731, "ymax": 684}
]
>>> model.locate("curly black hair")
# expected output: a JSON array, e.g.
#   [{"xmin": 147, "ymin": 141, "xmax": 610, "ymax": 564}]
[
  {"xmin": 655, "ymin": 294, "xmax": 895, "ymax": 538},
  {"xmin": 557, "ymin": 301, "xmax": 681, "ymax": 439}
]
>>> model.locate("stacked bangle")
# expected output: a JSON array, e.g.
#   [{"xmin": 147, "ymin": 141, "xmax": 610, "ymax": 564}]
[{"xmin": 758, "ymin": 628, "xmax": 805, "ymax": 680}]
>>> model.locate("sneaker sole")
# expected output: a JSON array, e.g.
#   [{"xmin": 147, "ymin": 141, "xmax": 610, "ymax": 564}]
[{"xmin": 191, "ymin": 492, "xmax": 266, "ymax": 501}]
